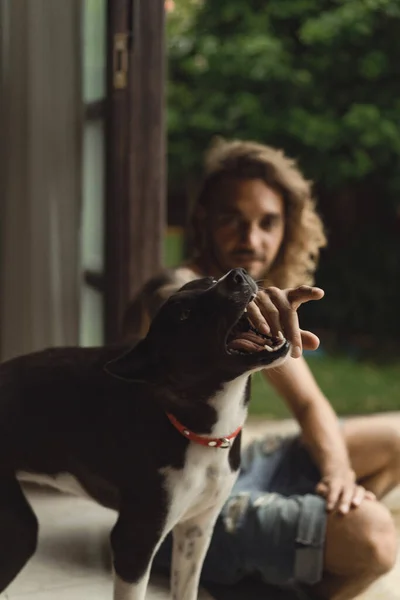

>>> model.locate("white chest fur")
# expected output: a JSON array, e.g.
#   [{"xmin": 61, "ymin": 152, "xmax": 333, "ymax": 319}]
[
  {"xmin": 161, "ymin": 444, "xmax": 238, "ymax": 528},
  {"xmin": 160, "ymin": 374, "xmax": 249, "ymax": 529}
]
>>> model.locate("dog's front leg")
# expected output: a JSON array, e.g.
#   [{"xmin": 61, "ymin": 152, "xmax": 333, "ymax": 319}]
[
  {"xmin": 111, "ymin": 488, "xmax": 168, "ymax": 600},
  {"xmin": 171, "ymin": 506, "xmax": 221, "ymax": 600},
  {"xmin": 112, "ymin": 528, "xmax": 166, "ymax": 600},
  {"xmin": 113, "ymin": 570, "xmax": 151, "ymax": 600}
]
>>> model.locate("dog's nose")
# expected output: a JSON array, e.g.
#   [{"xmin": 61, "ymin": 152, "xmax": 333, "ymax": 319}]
[
  {"xmin": 231, "ymin": 268, "xmax": 248, "ymax": 285},
  {"xmin": 216, "ymin": 268, "xmax": 257, "ymax": 294},
  {"xmin": 220, "ymin": 268, "xmax": 249, "ymax": 289},
  {"xmin": 216, "ymin": 269, "xmax": 256, "ymax": 298}
]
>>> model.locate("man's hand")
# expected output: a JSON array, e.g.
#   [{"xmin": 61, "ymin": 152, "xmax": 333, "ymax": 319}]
[
  {"xmin": 246, "ymin": 285, "xmax": 325, "ymax": 359},
  {"xmin": 316, "ymin": 469, "xmax": 376, "ymax": 514}
]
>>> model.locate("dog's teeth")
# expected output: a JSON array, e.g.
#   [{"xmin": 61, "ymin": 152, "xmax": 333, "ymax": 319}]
[
  {"xmin": 264, "ymin": 345, "xmax": 273, "ymax": 352},
  {"xmin": 275, "ymin": 339, "xmax": 286, "ymax": 350},
  {"xmin": 244, "ymin": 308, "xmax": 247, "ymax": 313}
]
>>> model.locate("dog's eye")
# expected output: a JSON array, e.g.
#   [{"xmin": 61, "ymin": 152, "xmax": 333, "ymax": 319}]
[{"xmin": 180, "ymin": 309, "xmax": 191, "ymax": 321}]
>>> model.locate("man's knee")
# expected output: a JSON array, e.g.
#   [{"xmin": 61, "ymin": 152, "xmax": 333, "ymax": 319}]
[
  {"xmin": 325, "ymin": 500, "xmax": 397, "ymax": 578},
  {"xmin": 360, "ymin": 501, "xmax": 398, "ymax": 575}
]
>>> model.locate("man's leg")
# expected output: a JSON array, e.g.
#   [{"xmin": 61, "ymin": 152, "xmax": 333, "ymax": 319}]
[
  {"xmin": 245, "ymin": 423, "xmax": 400, "ymax": 600},
  {"xmin": 310, "ymin": 415, "xmax": 400, "ymax": 599},
  {"xmin": 153, "ymin": 424, "xmax": 400, "ymax": 599},
  {"xmin": 311, "ymin": 498, "xmax": 397, "ymax": 600},
  {"xmin": 343, "ymin": 415, "xmax": 400, "ymax": 498}
]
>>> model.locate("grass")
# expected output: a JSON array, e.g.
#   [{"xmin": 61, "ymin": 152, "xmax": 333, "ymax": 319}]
[{"xmin": 249, "ymin": 353, "xmax": 400, "ymax": 419}]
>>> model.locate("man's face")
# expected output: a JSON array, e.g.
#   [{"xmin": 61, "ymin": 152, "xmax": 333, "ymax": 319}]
[{"xmin": 205, "ymin": 178, "xmax": 285, "ymax": 281}]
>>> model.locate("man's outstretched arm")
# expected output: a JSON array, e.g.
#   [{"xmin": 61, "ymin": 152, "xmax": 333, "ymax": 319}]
[{"xmin": 247, "ymin": 285, "xmax": 373, "ymax": 514}]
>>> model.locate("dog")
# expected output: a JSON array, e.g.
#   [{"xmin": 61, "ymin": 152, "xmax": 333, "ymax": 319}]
[{"xmin": 0, "ymin": 268, "xmax": 290, "ymax": 600}]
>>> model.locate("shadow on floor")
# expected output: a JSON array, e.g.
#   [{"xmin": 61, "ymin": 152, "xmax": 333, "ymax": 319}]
[{"xmin": 204, "ymin": 577, "xmax": 314, "ymax": 600}]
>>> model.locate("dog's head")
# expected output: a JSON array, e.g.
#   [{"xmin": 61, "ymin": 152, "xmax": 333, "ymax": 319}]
[{"xmin": 106, "ymin": 269, "xmax": 290, "ymax": 388}]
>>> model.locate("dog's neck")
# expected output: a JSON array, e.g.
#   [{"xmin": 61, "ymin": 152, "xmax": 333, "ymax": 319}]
[
  {"xmin": 207, "ymin": 373, "xmax": 250, "ymax": 438},
  {"xmin": 159, "ymin": 373, "xmax": 251, "ymax": 437}
]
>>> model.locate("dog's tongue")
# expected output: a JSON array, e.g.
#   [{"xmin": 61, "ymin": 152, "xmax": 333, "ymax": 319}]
[{"xmin": 228, "ymin": 331, "xmax": 266, "ymax": 353}]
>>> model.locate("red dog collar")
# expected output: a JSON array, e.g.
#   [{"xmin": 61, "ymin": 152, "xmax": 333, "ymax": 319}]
[{"xmin": 166, "ymin": 412, "xmax": 242, "ymax": 449}]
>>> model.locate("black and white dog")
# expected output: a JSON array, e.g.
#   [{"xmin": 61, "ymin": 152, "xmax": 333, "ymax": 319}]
[{"xmin": 0, "ymin": 268, "xmax": 290, "ymax": 599}]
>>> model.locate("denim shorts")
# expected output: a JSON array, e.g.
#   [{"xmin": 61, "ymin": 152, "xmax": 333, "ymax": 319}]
[{"xmin": 153, "ymin": 433, "xmax": 326, "ymax": 589}]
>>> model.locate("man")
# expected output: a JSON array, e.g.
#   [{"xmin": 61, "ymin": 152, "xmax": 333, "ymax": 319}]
[{"xmin": 123, "ymin": 139, "xmax": 399, "ymax": 599}]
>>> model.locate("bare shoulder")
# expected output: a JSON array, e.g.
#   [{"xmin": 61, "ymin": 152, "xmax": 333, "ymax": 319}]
[
  {"xmin": 163, "ymin": 265, "xmax": 200, "ymax": 289},
  {"xmin": 121, "ymin": 266, "xmax": 199, "ymax": 341},
  {"xmin": 142, "ymin": 266, "xmax": 199, "ymax": 301}
]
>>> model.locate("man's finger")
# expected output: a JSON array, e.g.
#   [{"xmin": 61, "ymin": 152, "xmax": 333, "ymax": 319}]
[
  {"xmin": 351, "ymin": 486, "xmax": 366, "ymax": 509},
  {"xmin": 257, "ymin": 288, "xmax": 303, "ymax": 355},
  {"xmin": 287, "ymin": 286, "xmax": 325, "ymax": 310},
  {"xmin": 338, "ymin": 485, "xmax": 356, "ymax": 514},
  {"xmin": 316, "ymin": 481, "xmax": 329, "ymax": 497},
  {"xmin": 365, "ymin": 490, "xmax": 376, "ymax": 501},
  {"xmin": 245, "ymin": 301, "xmax": 272, "ymax": 336},
  {"xmin": 252, "ymin": 294, "xmax": 283, "ymax": 338},
  {"xmin": 286, "ymin": 308, "xmax": 302, "ymax": 358},
  {"xmin": 319, "ymin": 479, "xmax": 341, "ymax": 511},
  {"xmin": 300, "ymin": 330, "xmax": 321, "ymax": 351}
]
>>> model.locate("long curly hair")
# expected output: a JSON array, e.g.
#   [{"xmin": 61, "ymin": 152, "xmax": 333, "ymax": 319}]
[{"xmin": 189, "ymin": 138, "xmax": 327, "ymax": 288}]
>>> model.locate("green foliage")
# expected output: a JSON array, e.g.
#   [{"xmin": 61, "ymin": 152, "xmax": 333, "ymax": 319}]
[
  {"xmin": 166, "ymin": 0, "xmax": 400, "ymax": 342},
  {"xmin": 167, "ymin": 0, "xmax": 400, "ymax": 197}
]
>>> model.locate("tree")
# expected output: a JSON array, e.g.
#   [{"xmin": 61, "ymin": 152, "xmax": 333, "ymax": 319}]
[
  {"xmin": 166, "ymin": 0, "xmax": 400, "ymax": 343},
  {"xmin": 167, "ymin": 0, "xmax": 400, "ymax": 198}
]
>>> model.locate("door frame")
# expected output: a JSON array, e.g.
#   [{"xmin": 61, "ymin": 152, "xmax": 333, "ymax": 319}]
[{"xmin": 105, "ymin": 0, "xmax": 166, "ymax": 343}]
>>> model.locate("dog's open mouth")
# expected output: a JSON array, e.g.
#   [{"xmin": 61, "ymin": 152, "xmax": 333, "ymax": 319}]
[{"xmin": 226, "ymin": 308, "xmax": 287, "ymax": 356}]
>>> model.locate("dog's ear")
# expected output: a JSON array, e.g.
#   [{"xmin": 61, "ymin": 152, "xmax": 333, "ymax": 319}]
[{"xmin": 104, "ymin": 339, "xmax": 153, "ymax": 383}]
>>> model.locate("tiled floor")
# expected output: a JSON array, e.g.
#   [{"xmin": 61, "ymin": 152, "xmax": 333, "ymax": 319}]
[
  {"xmin": 0, "ymin": 484, "xmax": 213, "ymax": 600},
  {"xmin": 3, "ymin": 483, "xmax": 399, "ymax": 600},
  {"xmin": 2, "ymin": 416, "xmax": 400, "ymax": 599}
]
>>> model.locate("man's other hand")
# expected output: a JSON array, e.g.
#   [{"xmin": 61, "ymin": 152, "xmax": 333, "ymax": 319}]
[{"xmin": 316, "ymin": 469, "xmax": 377, "ymax": 514}]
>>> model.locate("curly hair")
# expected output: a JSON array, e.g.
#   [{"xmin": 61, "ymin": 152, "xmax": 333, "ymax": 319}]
[{"xmin": 190, "ymin": 138, "xmax": 327, "ymax": 288}]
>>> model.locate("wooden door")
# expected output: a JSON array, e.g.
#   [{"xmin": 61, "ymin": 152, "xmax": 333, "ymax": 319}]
[{"xmin": 105, "ymin": 0, "xmax": 166, "ymax": 343}]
